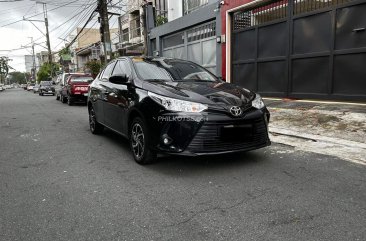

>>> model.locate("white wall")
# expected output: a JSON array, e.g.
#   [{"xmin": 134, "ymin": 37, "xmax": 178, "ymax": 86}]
[{"xmin": 168, "ymin": 0, "xmax": 183, "ymax": 21}]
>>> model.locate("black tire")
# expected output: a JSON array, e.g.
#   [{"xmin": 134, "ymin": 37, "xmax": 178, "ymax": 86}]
[
  {"xmin": 38, "ymin": 93, "xmax": 41, "ymax": 96},
  {"xmin": 89, "ymin": 106, "xmax": 104, "ymax": 134},
  {"xmin": 61, "ymin": 95, "xmax": 67, "ymax": 103},
  {"xmin": 67, "ymin": 95, "xmax": 73, "ymax": 106},
  {"xmin": 129, "ymin": 117, "xmax": 157, "ymax": 165}
]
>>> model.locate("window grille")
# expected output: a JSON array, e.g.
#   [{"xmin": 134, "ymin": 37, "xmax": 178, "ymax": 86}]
[{"xmin": 187, "ymin": 21, "xmax": 216, "ymax": 42}]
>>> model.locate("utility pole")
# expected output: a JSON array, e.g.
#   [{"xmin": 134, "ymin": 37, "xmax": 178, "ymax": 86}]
[
  {"xmin": 28, "ymin": 1, "xmax": 52, "ymax": 63},
  {"xmin": 29, "ymin": 37, "xmax": 37, "ymax": 82},
  {"xmin": 41, "ymin": 2, "xmax": 52, "ymax": 64},
  {"xmin": 98, "ymin": 0, "xmax": 112, "ymax": 64}
]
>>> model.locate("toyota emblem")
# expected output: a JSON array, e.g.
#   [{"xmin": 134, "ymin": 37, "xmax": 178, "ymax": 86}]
[{"xmin": 230, "ymin": 106, "xmax": 242, "ymax": 117}]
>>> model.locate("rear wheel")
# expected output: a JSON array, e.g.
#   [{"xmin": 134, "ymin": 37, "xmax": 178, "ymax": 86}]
[
  {"xmin": 89, "ymin": 106, "xmax": 104, "ymax": 134},
  {"xmin": 67, "ymin": 95, "xmax": 73, "ymax": 106},
  {"xmin": 130, "ymin": 117, "xmax": 157, "ymax": 165},
  {"xmin": 61, "ymin": 95, "xmax": 67, "ymax": 103}
]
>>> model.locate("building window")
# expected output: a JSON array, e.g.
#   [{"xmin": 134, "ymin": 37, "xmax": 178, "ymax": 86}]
[
  {"xmin": 130, "ymin": 12, "xmax": 141, "ymax": 39},
  {"xmin": 162, "ymin": 31, "xmax": 184, "ymax": 49},
  {"xmin": 154, "ymin": 0, "xmax": 168, "ymax": 19},
  {"xmin": 187, "ymin": 21, "xmax": 216, "ymax": 42},
  {"xmin": 122, "ymin": 28, "xmax": 129, "ymax": 42},
  {"xmin": 183, "ymin": 0, "xmax": 209, "ymax": 15}
]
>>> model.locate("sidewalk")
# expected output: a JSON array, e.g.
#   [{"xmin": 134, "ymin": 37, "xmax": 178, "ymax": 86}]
[{"xmin": 264, "ymin": 98, "xmax": 366, "ymax": 165}]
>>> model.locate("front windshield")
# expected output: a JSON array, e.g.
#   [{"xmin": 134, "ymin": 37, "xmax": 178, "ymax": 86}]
[
  {"xmin": 40, "ymin": 81, "xmax": 51, "ymax": 86},
  {"xmin": 134, "ymin": 59, "xmax": 218, "ymax": 82}
]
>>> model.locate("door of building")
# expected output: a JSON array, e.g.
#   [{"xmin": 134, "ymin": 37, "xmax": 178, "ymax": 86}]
[{"xmin": 231, "ymin": 0, "xmax": 366, "ymax": 101}]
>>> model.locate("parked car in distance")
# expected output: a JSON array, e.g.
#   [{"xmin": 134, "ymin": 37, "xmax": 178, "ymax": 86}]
[
  {"xmin": 39, "ymin": 81, "xmax": 55, "ymax": 96},
  {"xmin": 60, "ymin": 74, "xmax": 92, "ymax": 105},
  {"xmin": 0, "ymin": 86, "xmax": 4, "ymax": 91},
  {"xmin": 56, "ymin": 73, "xmax": 85, "ymax": 101},
  {"xmin": 33, "ymin": 84, "xmax": 40, "ymax": 93},
  {"xmin": 27, "ymin": 83, "xmax": 35, "ymax": 91},
  {"xmin": 88, "ymin": 57, "xmax": 271, "ymax": 164}
]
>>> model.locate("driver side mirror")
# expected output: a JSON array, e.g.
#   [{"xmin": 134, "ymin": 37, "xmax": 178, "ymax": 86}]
[{"xmin": 109, "ymin": 74, "xmax": 129, "ymax": 85}]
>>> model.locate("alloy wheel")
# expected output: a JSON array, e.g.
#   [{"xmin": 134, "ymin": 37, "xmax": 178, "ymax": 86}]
[
  {"xmin": 131, "ymin": 123, "xmax": 145, "ymax": 159},
  {"xmin": 89, "ymin": 108, "xmax": 96, "ymax": 132}
]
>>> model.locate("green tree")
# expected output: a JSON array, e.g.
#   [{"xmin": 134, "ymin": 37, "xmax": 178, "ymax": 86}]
[
  {"xmin": 0, "ymin": 56, "xmax": 10, "ymax": 84},
  {"xmin": 85, "ymin": 60, "xmax": 102, "ymax": 78},
  {"xmin": 156, "ymin": 15, "xmax": 168, "ymax": 26},
  {"xmin": 58, "ymin": 47, "xmax": 71, "ymax": 57},
  {"xmin": 37, "ymin": 62, "xmax": 60, "ymax": 82},
  {"xmin": 9, "ymin": 71, "xmax": 26, "ymax": 84}
]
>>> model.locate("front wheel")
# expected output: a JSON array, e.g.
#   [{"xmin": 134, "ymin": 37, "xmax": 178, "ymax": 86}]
[{"xmin": 130, "ymin": 117, "xmax": 157, "ymax": 165}]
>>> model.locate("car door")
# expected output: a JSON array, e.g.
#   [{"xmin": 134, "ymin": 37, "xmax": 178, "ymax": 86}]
[
  {"xmin": 92, "ymin": 62, "xmax": 116, "ymax": 126},
  {"xmin": 103, "ymin": 60, "xmax": 132, "ymax": 135}
]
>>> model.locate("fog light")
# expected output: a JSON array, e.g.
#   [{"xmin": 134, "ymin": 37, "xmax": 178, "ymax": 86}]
[{"xmin": 162, "ymin": 134, "xmax": 173, "ymax": 145}]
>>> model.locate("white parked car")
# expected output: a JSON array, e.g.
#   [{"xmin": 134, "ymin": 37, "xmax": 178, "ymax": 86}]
[{"xmin": 27, "ymin": 83, "xmax": 35, "ymax": 91}]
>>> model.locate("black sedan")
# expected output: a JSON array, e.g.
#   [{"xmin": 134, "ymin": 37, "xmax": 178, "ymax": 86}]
[
  {"xmin": 39, "ymin": 81, "xmax": 55, "ymax": 96},
  {"xmin": 88, "ymin": 57, "xmax": 270, "ymax": 164}
]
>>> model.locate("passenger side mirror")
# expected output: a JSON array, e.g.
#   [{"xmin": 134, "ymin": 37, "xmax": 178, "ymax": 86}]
[{"xmin": 109, "ymin": 74, "xmax": 129, "ymax": 85}]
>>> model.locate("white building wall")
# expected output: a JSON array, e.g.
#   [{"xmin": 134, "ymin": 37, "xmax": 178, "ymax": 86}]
[{"xmin": 168, "ymin": 0, "xmax": 183, "ymax": 21}]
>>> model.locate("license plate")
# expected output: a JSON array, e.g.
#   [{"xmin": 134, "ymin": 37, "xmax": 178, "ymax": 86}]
[
  {"xmin": 74, "ymin": 92, "xmax": 81, "ymax": 95},
  {"xmin": 48, "ymin": 91, "xmax": 52, "ymax": 93},
  {"xmin": 220, "ymin": 124, "xmax": 253, "ymax": 141},
  {"xmin": 84, "ymin": 93, "xmax": 88, "ymax": 96}
]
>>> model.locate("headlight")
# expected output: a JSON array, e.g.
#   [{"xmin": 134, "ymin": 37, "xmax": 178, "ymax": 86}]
[
  {"xmin": 252, "ymin": 94, "xmax": 265, "ymax": 109},
  {"xmin": 148, "ymin": 92, "xmax": 208, "ymax": 113}
]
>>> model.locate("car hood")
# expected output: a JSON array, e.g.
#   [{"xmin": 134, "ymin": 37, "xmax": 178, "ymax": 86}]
[{"xmin": 142, "ymin": 80, "xmax": 255, "ymax": 107}]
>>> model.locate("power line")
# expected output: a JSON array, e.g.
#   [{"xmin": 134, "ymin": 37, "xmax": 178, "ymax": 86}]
[{"xmin": 0, "ymin": 0, "xmax": 81, "ymax": 28}]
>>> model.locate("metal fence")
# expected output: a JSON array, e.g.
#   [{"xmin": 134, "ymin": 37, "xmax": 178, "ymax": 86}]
[{"xmin": 233, "ymin": 0, "xmax": 355, "ymax": 31}]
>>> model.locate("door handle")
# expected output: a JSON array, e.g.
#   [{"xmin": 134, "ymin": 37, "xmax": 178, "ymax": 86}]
[{"xmin": 353, "ymin": 27, "xmax": 365, "ymax": 32}]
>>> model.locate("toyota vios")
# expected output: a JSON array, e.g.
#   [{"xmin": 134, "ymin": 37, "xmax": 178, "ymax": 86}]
[{"xmin": 88, "ymin": 57, "xmax": 270, "ymax": 164}]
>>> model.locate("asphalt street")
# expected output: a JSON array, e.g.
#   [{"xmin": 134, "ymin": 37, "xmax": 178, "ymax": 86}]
[{"xmin": 0, "ymin": 88, "xmax": 365, "ymax": 241}]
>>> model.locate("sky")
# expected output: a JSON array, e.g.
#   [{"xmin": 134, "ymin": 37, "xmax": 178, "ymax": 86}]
[{"xmin": 0, "ymin": 0, "xmax": 124, "ymax": 72}]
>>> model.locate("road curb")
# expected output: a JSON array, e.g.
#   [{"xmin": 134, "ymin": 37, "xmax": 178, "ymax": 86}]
[{"xmin": 270, "ymin": 127, "xmax": 366, "ymax": 149}]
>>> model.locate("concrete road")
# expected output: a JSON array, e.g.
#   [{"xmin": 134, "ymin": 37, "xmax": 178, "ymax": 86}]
[{"xmin": 1, "ymin": 89, "xmax": 365, "ymax": 241}]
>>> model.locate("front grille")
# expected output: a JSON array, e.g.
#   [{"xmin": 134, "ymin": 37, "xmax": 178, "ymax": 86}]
[{"xmin": 187, "ymin": 117, "xmax": 269, "ymax": 153}]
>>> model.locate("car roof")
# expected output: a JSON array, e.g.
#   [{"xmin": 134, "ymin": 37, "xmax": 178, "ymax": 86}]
[{"xmin": 116, "ymin": 56, "xmax": 179, "ymax": 62}]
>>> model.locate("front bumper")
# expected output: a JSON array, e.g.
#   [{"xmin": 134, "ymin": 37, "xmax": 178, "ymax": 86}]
[
  {"xmin": 147, "ymin": 106, "xmax": 271, "ymax": 156},
  {"xmin": 40, "ymin": 89, "xmax": 55, "ymax": 94}
]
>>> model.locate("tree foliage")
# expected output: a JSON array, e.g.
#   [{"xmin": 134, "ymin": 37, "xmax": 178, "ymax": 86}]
[
  {"xmin": 37, "ymin": 62, "xmax": 60, "ymax": 82},
  {"xmin": 9, "ymin": 72, "xmax": 26, "ymax": 84},
  {"xmin": 156, "ymin": 16, "xmax": 168, "ymax": 26},
  {"xmin": 0, "ymin": 56, "xmax": 10, "ymax": 83},
  {"xmin": 85, "ymin": 60, "xmax": 102, "ymax": 78},
  {"xmin": 58, "ymin": 47, "xmax": 71, "ymax": 57}
]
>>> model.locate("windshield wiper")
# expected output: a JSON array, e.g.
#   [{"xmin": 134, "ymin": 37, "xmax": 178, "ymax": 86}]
[{"xmin": 146, "ymin": 79, "xmax": 172, "ymax": 82}]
